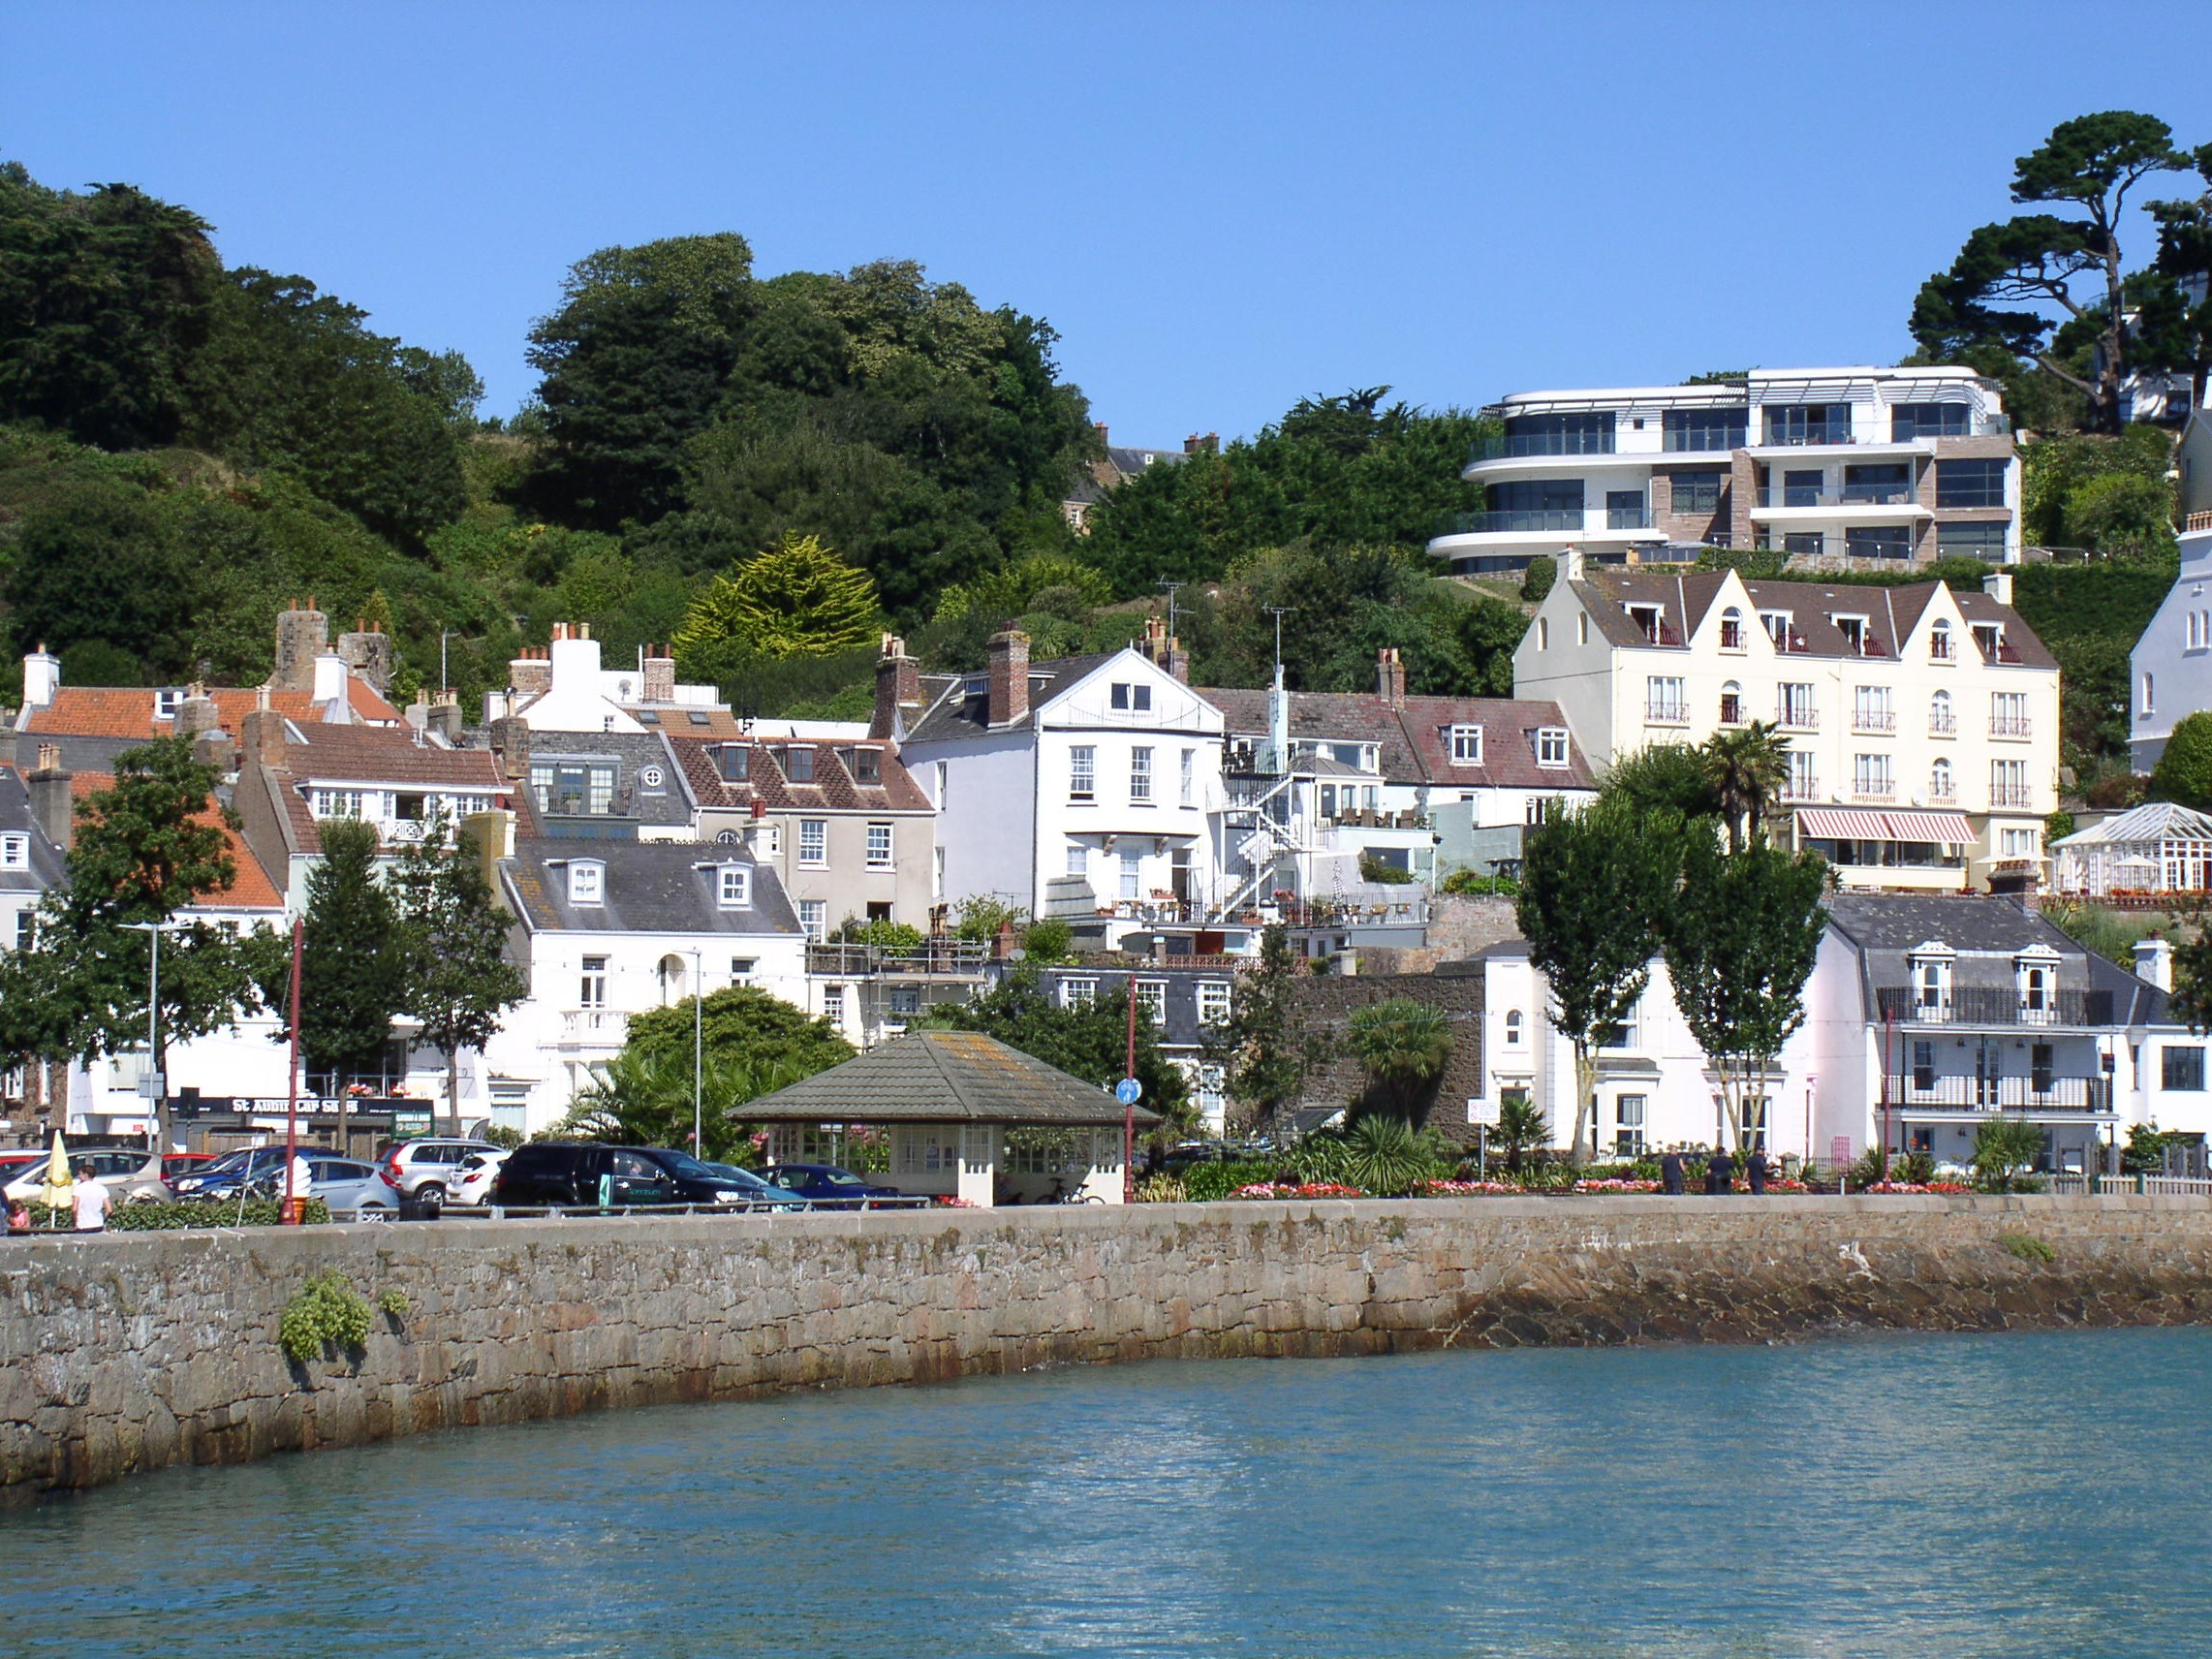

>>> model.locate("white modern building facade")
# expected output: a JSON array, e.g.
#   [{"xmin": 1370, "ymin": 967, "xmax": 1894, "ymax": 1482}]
[
  {"xmin": 1428, "ymin": 367, "xmax": 2019, "ymax": 576},
  {"xmin": 2129, "ymin": 515, "xmax": 2212, "ymax": 772},
  {"xmin": 1515, "ymin": 558, "xmax": 2061, "ymax": 891}
]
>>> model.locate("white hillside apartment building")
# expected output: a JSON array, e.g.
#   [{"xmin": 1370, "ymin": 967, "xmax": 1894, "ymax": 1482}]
[
  {"xmin": 2129, "ymin": 513, "xmax": 2212, "ymax": 771},
  {"xmin": 1514, "ymin": 557, "xmax": 2061, "ymax": 892},
  {"xmin": 1427, "ymin": 366, "xmax": 2019, "ymax": 577}
]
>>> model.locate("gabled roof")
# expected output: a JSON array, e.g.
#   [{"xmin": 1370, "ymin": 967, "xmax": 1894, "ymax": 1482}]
[
  {"xmin": 0, "ymin": 770, "xmax": 67, "ymax": 896},
  {"xmin": 667, "ymin": 733, "xmax": 932, "ymax": 814},
  {"xmin": 1196, "ymin": 687, "xmax": 1598, "ymax": 792},
  {"xmin": 500, "ymin": 840, "xmax": 800, "ymax": 937},
  {"xmin": 17, "ymin": 681, "xmax": 399, "ymax": 738},
  {"xmin": 741, "ymin": 1029, "xmax": 1161, "ymax": 1127},
  {"xmin": 2054, "ymin": 801, "xmax": 2212, "ymax": 847},
  {"xmin": 52, "ymin": 770, "xmax": 284, "ymax": 912},
  {"xmin": 284, "ymin": 724, "xmax": 511, "ymax": 790},
  {"xmin": 902, "ymin": 652, "xmax": 1126, "ymax": 744}
]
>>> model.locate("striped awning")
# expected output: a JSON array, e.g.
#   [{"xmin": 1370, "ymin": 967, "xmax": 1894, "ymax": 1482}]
[{"xmin": 1796, "ymin": 807, "xmax": 1975, "ymax": 844}]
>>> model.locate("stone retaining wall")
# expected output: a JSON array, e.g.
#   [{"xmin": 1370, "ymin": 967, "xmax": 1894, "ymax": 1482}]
[{"xmin": 7, "ymin": 1195, "xmax": 2212, "ymax": 1497}]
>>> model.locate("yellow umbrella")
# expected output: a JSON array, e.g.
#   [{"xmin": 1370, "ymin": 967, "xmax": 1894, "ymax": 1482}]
[{"xmin": 39, "ymin": 1130, "xmax": 73, "ymax": 1217}]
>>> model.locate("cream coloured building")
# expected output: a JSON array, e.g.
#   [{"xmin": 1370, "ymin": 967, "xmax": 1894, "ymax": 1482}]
[{"xmin": 1513, "ymin": 555, "xmax": 2060, "ymax": 891}]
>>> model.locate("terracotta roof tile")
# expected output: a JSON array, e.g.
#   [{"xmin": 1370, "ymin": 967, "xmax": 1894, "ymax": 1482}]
[
  {"xmin": 666, "ymin": 734, "xmax": 932, "ymax": 814},
  {"xmin": 56, "ymin": 771, "xmax": 284, "ymax": 912}
]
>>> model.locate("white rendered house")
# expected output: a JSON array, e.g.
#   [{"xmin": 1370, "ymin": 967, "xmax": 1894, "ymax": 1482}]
[
  {"xmin": 1514, "ymin": 557, "xmax": 2060, "ymax": 892},
  {"xmin": 2129, "ymin": 516, "xmax": 2212, "ymax": 772},
  {"xmin": 1428, "ymin": 366, "xmax": 2019, "ymax": 576}
]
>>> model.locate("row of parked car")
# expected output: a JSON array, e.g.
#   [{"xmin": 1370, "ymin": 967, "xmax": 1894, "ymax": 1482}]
[{"xmin": 1, "ymin": 1135, "xmax": 928, "ymax": 1221}]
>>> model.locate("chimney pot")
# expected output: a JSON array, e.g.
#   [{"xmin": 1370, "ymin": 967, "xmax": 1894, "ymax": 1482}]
[{"xmin": 987, "ymin": 630, "xmax": 1031, "ymax": 728}]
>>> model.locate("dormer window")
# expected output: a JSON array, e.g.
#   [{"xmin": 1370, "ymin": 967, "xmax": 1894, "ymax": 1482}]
[
  {"xmin": 1760, "ymin": 610, "xmax": 1792, "ymax": 648},
  {"xmin": 782, "ymin": 746, "xmax": 815, "ymax": 783},
  {"xmin": 2016, "ymin": 948, "xmax": 2061, "ymax": 1025},
  {"xmin": 717, "ymin": 864, "xmax": 751, "ymax": 908},
  {"xmin": 1536, "ymin": 728, "xmax": 1570, "ymax": 767},
  {"xmin": 1910, "ymin": 948, "xmax": 1953, "ymax": 1021},
  {"xmin": 1830, "ymin": 614, "xmax": 1867, "ymax": 652},
  {"xmin": 1449, "ymin": 725, "xmax": 1483, "ymax": 765},
  {"xmin": 1973, "ymin": 622, "xmax": 2004, "ymax": 660},
  {"xmin": 846, "ymin": 747, "xmax": 882, "ymax": 784},
  {"xmin": 1626, "ymin": 604, "xmax": 1665, "ymax": 642},
  {"xmin": 717, "ymin": 745, "xmax": 751, "ymax": 783},
  {"xmin": 0, "ymin": 833, "xmax": 27, "ymax": 870},
  {"xmin": 568, "ymin": 861, "xmax": 605, "ymax": 906},
  {"xmin": 153, "ymin": 689, "xmax": 181, "ymax": 720}
]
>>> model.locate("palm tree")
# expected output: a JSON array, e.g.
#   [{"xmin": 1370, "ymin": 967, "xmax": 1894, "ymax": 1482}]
[
  {"xmin": 1492, "ymin": 1093, "xmax": 1551, "ymax": 1174},
  {"xmin": 564, "ymin": 1049, "xmax": 797, "ymax": 1162},
  {"xmin": 1347, "ymin": 999, "xmax": 1454, "ymax": 1123},
  {"xmin": 1700, "ymin": 721, "xmax": 1791, "ymax": 852}
]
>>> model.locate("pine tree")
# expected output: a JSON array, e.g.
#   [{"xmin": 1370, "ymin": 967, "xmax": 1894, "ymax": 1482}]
[{"xmin": 672, "ymin": 531, "xmax": 883, "ymax": 662}]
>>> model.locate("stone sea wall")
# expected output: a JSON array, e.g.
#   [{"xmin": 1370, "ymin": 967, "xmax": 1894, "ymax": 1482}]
[{"xmin": 6, "ymin": 1194, "xmax": 2212, "ymax": 1497}]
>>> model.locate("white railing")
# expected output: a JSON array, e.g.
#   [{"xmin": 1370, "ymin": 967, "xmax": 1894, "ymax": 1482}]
[{"xmin": 560, "ymin": 1009, "xmax": 630, "ymax": 1046}]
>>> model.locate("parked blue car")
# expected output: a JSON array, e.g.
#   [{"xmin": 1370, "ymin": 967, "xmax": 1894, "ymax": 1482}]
[{"xmin": 755, "ymin": 1164, "xmax": 913, "ymax": 1208}]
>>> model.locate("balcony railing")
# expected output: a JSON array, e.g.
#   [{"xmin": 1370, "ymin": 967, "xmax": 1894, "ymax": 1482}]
[
  {"xmin": 560, "ymin": 1009, "xmax": 630, "ymax": 1046},
  {"xmin": 1989, "ymin": 714, "xmax": 2033, "ymax": 738},
  {"xmin": 1607, "ymin": 506, "xmax": 1654, "ymax": 530},
  {"xmin": 1875, "ymin": 986, "xmax": 2115, "ymax": 1027},
  {"xmin": 1852, "ymin": 710, "xmax": 1897, "ymax": 735},
  {"xmin": 1929, "ymin": 710, "xmax": 1957, "ymax": 736},
  {"xmin": 1436, "ymin": 509, "xmax": 1583, "ymax": 536},
  {"xmin": 1992, "ymin": 786, "xmax": 2036, "ymax": 808},
  {"xmin": 1883, "ymin": 1074, "xmax": 2112, "ymax": 1111},
  {"xmin": 1662, "ymin": 427, "xmax": 1747, "ymax": 453},
  {"xmin": 1758, "ymin": 485, "xmax": 1920, "ymax": 509},
  {"xmin": 1927, "ymin": 788, "xmax": 1958, "ymax": 806},
  {"xmin": 1781, "ymin": 775, "xmax": 1821, "ymax": 802},
  {"xmin": 1776, "ymin": 706, "xmax": 1820, "ymax": 731},
  {"xmin": 806, "ymin": 941, "xmax": 989, "ymax": 979},
  {"xmin": 1645, "ymin": 703, "xmax": 1690, "ymax": 727},
  {"xmin": 1852, "ymin": 784, "xmax": 1897, "ymax": 803},
  {"xmin": 1467, "ymin": 433, "xmax": 1615, "ymax": 462}
]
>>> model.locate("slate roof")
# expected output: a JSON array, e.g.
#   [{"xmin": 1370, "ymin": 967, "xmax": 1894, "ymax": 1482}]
[
  {"xmin": 1197, "ymin": 688, "xmax": 1599, "ymax": 792},
  {"xmin": 741, "ymin": 1029, "xmax": 1162, "ymax": 1127},
  {"xmin": 520, "ymin": 731, "xmax": 696, "ymax": 828},
  {"xmin": 1823, "ymin": 893, "xmax": 2168, "ymax": 1024},
  {"xmin": 903, "ymin": 652, "xmax": 1123, "ymax": 744},
  {"xmin": 1573, "ymin": 573, "xmax": 2057, "ymax": 670},
  {"xmin": 500, "ymin": 840, "xmax": 800, "ymax": 937},
  {"xmin": 667, "ymin": 733, "xmax": 932, "ymax": 815},
  {"xmin": 0, "ymin": 770, "xmax": 67, "ymax": 897}
]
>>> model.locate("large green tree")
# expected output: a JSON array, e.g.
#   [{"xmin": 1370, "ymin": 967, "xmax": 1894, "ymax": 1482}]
[
  {"xmin": 1515, "ymin": 798, "xmax": 1680, "ymax": 1160},
  {"xmin": 1201, "ymin": 925, "xmax": 1324, "ymax": 1134},
  {"xmin": 389, "ymin": 813, "xmax": 527, "ymax": 1135},
  {"xmin": 1347, "ymin": 998, "xmax": 1454, "ymax": 1127},
  {"xmin": 1911, "ymin": 112, "xmax": 2189, "ymax": 432},
  {"xmin": 0, "ymin": 738, "xmax": 283, "ymax": 1143},
  {"xmin": 620, "ymin": 984, "xmax": 853, "ymax": 1081},
  {"xmin": 1699, "ymin": 722, "xmax": 1791, "ymax": 853},
  {"xmin": 671, "ymin": 531, "xmax": 883, "ymax": 665},
  {"xmin": 288, "ymin": 820, "xmax": 407, "ymax": 1094},
  {"xmin": 2150, "ymin": 712, "xmax": 2212, "ymax": 810},
  {"xmin": 1663, "ymin": 835, "xmax": 1830, "ymax": 1155}
]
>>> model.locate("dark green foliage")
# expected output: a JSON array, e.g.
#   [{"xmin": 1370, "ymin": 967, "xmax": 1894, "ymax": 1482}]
[
  {"xmin": 389, "ymin": 815, "xmax": 527, "ymax": 1134},
  {"xmin": 23, "ymin": 1198, "xmax": 330, "ymax": 1231},
  {"xmin": 2122, "ymin": 1122, "xmax": 2196, "ymax": 1174},
  {"xmin": 563, "ymin": 1047, "xmax": 781, "ymax": 1162},
  {"xmin": 1079, "ymin": 389, "xmax": 1488, "ymax": 595},
  {"xmin": 1492, "ymin": 1093, "xmax": 1552, "ymax": 1172},
  {"xmin": 279, "ymin": 1268, "xmax": 372, "ymax": 1362},
  {"xmin": 1178, "ymin": 1158, "xmax": 1283, "ymax": 1203},
  {"xmin": 925, "ymin": 963, "xmax": 1191, "ymax": 1133},
  {"xmin": 621, "ymin": 984, "xmax": 854, "ymax": 1081},
  {"xmin": 1347, "ymin": 999, "xmax": 1453, "ymax": 1125},
  {"xmin": 290, "ymin": 820, "xmax": 407, "ymax": 1091},
  {"xmin": 2150, "ymin": 712, "xmax": 2212, "ymax": 809},
  {"xmin": 1339, "ymin": 1113, "xmax": 1445, "ymax": 1196},
  {"xmin": 1600, "ymin": 744, "xmax": 1719, "ymax": 822},
  {"xmin": 1202, "ymin": 925, "xmax": 1324, "ymax": 1130},
  {"xmin": 1971, "ymin": 1117, "xmax": 2047, "ymax": 1193},
  {"xmin": 1518, "ymin": 555, "xmax": 1555, "ymax": 603}
]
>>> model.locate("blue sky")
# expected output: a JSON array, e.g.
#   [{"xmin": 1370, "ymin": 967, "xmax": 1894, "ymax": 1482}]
[{"xmin": 8, "ymin": 2, "xmax": 2212, "ymax": 444}]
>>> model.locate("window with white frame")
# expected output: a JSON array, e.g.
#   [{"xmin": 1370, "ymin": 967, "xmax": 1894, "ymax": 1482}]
[
  {"xmin": 1930, "ymin": 757, "xmax": 1955, "ymax": 803},
  {"xmin": 1853, "ymin": 754, "xmax": 1893, "ymax": 798},
  {"xmin": 1449, "ymin": 725, "xmax": 1483, "ymax": 764},
  {"xmin": 1119, "ymin": 849, "xmax": 1141, "ymax": 899},
  {"xmin": 1109, "ymin": 681, "xmax": 1153, "ymax": 712},
  {"xmin": 2001, "ymin": 827, "xmax": 2040, "ymax": 859},
  {"xmin": 568, "ymin": 861, "xmax": 604, "ymax": 905},
  {"xmin": 729, "ymin": 957, "xmax": 757, "ymax": 980},
  {"xmin": 1853, "ymin": 685, "xmax": 1892, "ymax": 733},
  {"xmin": 1130, "ymin": 746, "xmax": 1153, "ymax": 802},
  {"xmin": 1070, "ymin": 745, "xmax": 1096, "ymax": 801},
  {"xmin": 1761, "ymin": 610, "xmax": 1792, "ymax": 648},
  {"xmin": 1062, "ymin": 977, "xmax": 1099, "ymax": 1008},
  {"xmin": 310, "ymin": 789, "xmax": 364, "ymax": 820},
  {"xmin": 1991, "ymin": 691, "xmax": 2030, "ymax": 737},
  {"xmin": 1912, "ymin": 954, "xmax": 1952, "ymax": 1018},
  {"xmin": 579, "ymin": 955, "xmax": 608, "ymax": 1007},
  {"xmin": 798, "ymin": 819, "xmax": 827, "ymax": 866},
  {"xmin": 1614, "ymin": 1094, "xmax": 1647, "ymax": 1157},
  {"xmin": 1197, "ymin": 981, "xmax": 1231, "ymax": 1025},
  {"xmin": 14, "ymin": 909, "xmax": 33, "ymax": 953},
  {"xmin": 1180, "ymin": 749, "xmax": 1195, "ymax": 805},
  {"xmin": 1991, "ymin": 759, "xmax": 2029, "ymax": 807},
  {"xmin": 865, "ymin": 822, "xmax": 893, "ymax": 869},
  {"xmin": 1930, "ymin": 689, "xmax": 1955, "ymax": 735},
  {"xmin": 822, "ymin": 985, "xmax": 845, "ymax": 1027},
  {"xmin": 1505, "ymin": 1009, "xmax": 1523, "ymax": 1046},
  {"xmin": 1536, "ymin": 728, "xmax": 1569, "ymax": 767},
  {"xmin": 0, "ymin": 834, "xmax": 25, "ymax": 870},
  {"xmin": 1778, "ymin": 683, "xmax": 1817, "ymax": 728},
  {"xmin": 798, "ymin": 899, "xmax": 827, "ymax": 941},
  {"xmin": 1786, "ymin": 750, "xmax": 1817, "ymax": 799},
  {"xmin": 717, "ymin": 864, "xmax": 751, "ymax": 907},
  {"xmin": 1066, "ymin": 841, "xmax": 1088, "ymax": 879},
  {"xmin": 1135, "ymin": 979, "xmax": 1168, "ymax": 1022},
  {"xmin": 1646, "ymin": 676, "xmax": 1687, "ymax": 724}
]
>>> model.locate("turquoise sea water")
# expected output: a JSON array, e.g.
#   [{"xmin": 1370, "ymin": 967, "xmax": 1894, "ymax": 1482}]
[{"xmin": 7, "ymin": 1328, "xmax": 2212, "ymax": 1658}]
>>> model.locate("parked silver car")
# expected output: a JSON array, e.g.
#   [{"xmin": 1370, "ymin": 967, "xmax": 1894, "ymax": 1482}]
[
  {"xmin": 2, "ymin": 1147, "xmax": 169, "ymax": 1205},
  {"xmin": 306, "ymin": 1155, "xmax": 403, "ymax": 1218},
  {"xmin": 376, "ymin": 1138, "xmax": 504, "ymax": 1207}
]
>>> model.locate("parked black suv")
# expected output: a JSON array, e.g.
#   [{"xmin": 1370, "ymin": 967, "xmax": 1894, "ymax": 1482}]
[{"xmin": 488, "ymin": 1143, "xmax": 679, "ymax": 1207}]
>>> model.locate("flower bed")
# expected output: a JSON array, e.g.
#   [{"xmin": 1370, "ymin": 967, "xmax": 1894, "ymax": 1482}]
[
  {"xmin": 1865, "ymin": 1180, "xmax": 1974, "ymax": 1195},
  {"xmin": 1229, "ymin": 1181, "xmax": 1364, "ymax": 1201}
]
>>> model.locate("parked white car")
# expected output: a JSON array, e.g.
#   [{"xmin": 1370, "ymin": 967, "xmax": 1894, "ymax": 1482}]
[{"xmin": 451, "ymin": 1149, "xmax": 510, "ymax": 1206}]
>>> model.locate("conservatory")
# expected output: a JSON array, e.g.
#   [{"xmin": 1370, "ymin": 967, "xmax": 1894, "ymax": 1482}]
[{"xmin": 2050, "ymin": 802, "xmax": 2212, "ymax": 901}]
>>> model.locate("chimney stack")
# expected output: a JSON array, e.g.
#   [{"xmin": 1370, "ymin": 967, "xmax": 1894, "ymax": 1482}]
[
  {"xmin": 1377, "ymin": 646, "xmax": 1407, "ymax": 709},
  {"xmin": 1982, "ymin": 570, "xmax": 2015, "ymax": 607},
  {"xmin": 1139, "ymin": 616, "xmax": 1189, "ymax": 684},
  {"xmin": 177, "ymin": 682, "xmax": 221, "ymax": 739},
  {"xmin": 987, "ymin": 630, "xmax": 1031, "ymax": 729},
  {"xmin": 27, "ymin": 742, "xmax": 72, "ymax": 852},
  {"xmin": 641, "ymin": 643, "xmax": 675, "ymax": 704},
  {"xmin": 2136, "ymin": 934, "xmax": 2174, "ymax": 991},
  {"xmin": 270, "ymin": 597, "xmax": 329, "ymax": 693},
  {"xmin": 239, "ymin": 683, "xmax": 288, "ymax": 771},
  {"xmin": 1184, "ymin": 431, "xmax": 1219, "ymax": 454},
  {"xmin": 488, "ymin": 715, "xmax": 531, "ymax": 780},
  {"xmin": 336, "ymin": 624, "xmax": 393, "ymax": 697},
  {"xmin": 428, "ymin": 693, "xmax": 463, "ymax": 744},
  {"xmin": 509, "ymin": 647, "xmax": 552, "ymax": 699},
  {"xmin": 20, "ymin": 644, "xmax": 59, "ymax": 710},
  {"xmin": 192, "ymin": 728, "xmax": 235, "ymax": 775},
  {"xmin": 871, "ymin": 634, "xmax": 922, "ymax": 740}
]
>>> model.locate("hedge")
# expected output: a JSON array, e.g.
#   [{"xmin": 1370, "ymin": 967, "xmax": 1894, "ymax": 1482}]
[{"xmin": 19, "ymin": 1199, "xmax": 333, "ymax": 1232}]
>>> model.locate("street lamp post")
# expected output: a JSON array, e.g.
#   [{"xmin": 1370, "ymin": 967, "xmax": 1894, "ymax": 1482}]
[
  {"xmin": 691, "ymin": 949, "xmax": 705, "ymax": 1156},
  {"xmin": 120, "ymin": 920, "xmax": 187, "ymax": 1151}
]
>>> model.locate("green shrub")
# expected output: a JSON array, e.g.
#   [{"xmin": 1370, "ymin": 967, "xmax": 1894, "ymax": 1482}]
[
  {"xmin": 1179, "ymin": 1159, "xmax": 1281, "ymax": 1203},
  {"xmin": 1999, "ymin": 1232, "xmax": 2057, "ymax": 1263},
  {"xmin": 1519, "ymin": 556, "xmax": 1555, "ymax": 603},
  {"xmin": 377, "ymin": 1288, "xmax": 412, "ymax": 1319},
  {"xmin": 1019, "ymin": 918, "xmax": 1075, "ymax": 964},
  {"xmin": 26, "ymin": 1199, "xmax": 332, "ymax": 1231},
  {"xmin": 1440, "ymin": 869, "xmax": 1518, "ymax": 896},
  {"xmin": 1356, "ymin": 853, "xmax": 1415, "ymax": 885},
  {"xmin": 1286, "ymin": 1132, "xmax": 1352, "ymax": 1184},
  {"xmin": 1972, "ymin": 1117, "xmax": 2046, "ymax": 1194},
  {"xmin": 1342, "ymin": 1115, "xmax": 1443, "ymax": 1197},
  {"xmin": 279, "ymin": 1269, "xmax": 372, "ymax": 1363}
]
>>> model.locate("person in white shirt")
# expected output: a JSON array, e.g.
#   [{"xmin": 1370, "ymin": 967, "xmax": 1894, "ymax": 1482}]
[{"xmin": 72, "ymin": 1166, "xmax": 110, "ymax": 1233}]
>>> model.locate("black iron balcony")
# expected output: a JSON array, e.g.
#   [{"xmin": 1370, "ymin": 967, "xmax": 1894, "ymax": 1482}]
[
  {"xmin": 1874, "ymin": 986, "xmax": 2114, "ymax": 1027},
  {"xmin": 1884, "ymin": 1074, "xmax": 2112, "ymax": 1112}
]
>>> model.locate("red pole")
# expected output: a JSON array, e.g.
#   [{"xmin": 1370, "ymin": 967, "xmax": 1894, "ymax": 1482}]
[
  {"xmin": 1124, "ymin": 979, "xmax": 1137, "ymax": 1203},
  {"xmin": 283, "ymin": 915, "xmax": 303, "ymax": 1225}
]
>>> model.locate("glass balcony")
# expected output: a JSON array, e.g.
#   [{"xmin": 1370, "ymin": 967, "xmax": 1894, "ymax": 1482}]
[
  {"xmin": 1435, "ymin": 509, "xmax": 1583, "ymax": 536},
  {"xmin": 1606, "ymin": 505, "xmax": 1653, "ymax": 530},
  {"xmin": 1467, "ymin": 433, "xmax": 1615, "ymax": 463},
  {"xmin": 1757, "ymin": 485, "xmax": 1920, "ymax": 509}
]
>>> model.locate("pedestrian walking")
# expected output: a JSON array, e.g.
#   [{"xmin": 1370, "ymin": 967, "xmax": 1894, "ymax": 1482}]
[
  {"xmin": 1746, "ymin": 1149, "xmax": 1771, "ymax": 1195},
  {"xmin": 1660, "ymin": 1148, "xmax": 1685, "ymax": 1196},
  {"xmin": 71, "ymin": 1165, "xmax": 110, "ymax": 1233}
]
